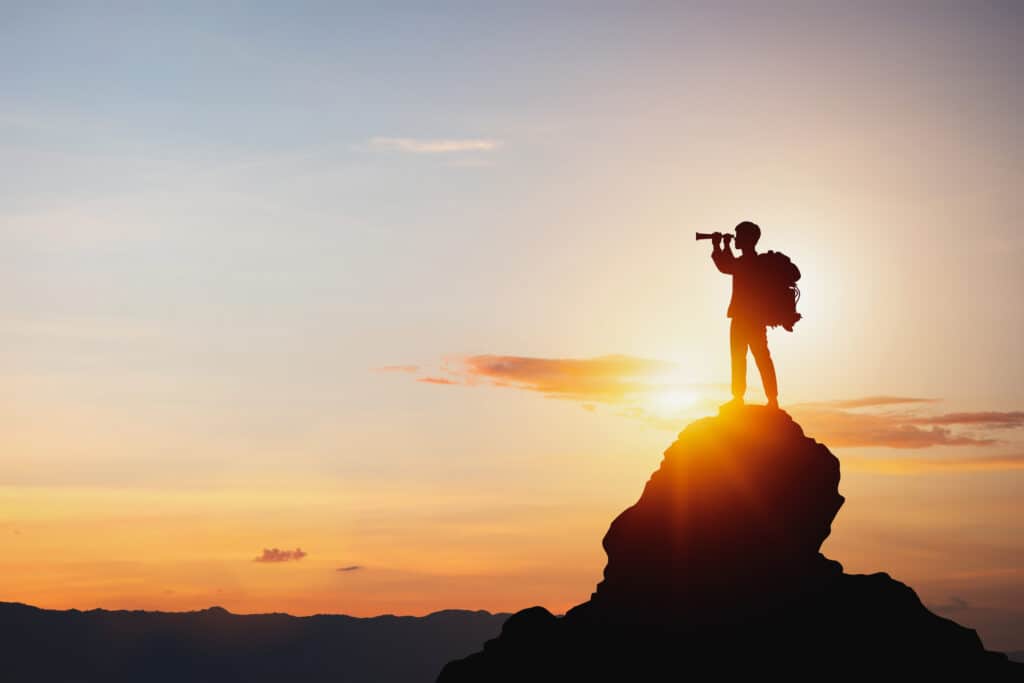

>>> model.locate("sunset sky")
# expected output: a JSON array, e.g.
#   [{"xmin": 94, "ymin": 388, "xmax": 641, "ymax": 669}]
[{"xmin": 3, "ymin": 2, "xmax": 1023, "ymax": 651}]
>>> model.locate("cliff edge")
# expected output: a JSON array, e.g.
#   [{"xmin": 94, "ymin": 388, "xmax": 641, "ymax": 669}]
[{"xmin": 438, "ymin": 406, "xmax": 1020, "ymax": 680}]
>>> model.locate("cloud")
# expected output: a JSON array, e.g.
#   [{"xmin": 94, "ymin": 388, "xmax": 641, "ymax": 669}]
[
  {"xmin": 459, "ymin": 354, "xmax": 679, "ymax": 401},
  {"xmin": 398, "ymin": 353, "xmax": 697, "ymax": 402},
  {"xmin": 336, "ymin": 565, "xmax": 363, "ymax": 572},
  {"xmin": 394, "ymin": 353, "xmax": 1021, "ymax": 449},
  {"xmin": 375, "ymin": 365, "xmax": 419, "ymax": 373},
  {"xmin": 253, "ymin": 547, "xmax": 308, "ymax": 563},
  {"xmin": 787, "ymin": 402, "xmax": 1022, "ymax": 447},
  {"xmin": 905, "ymin": 412, "xmax": 1024, "ymax": 428},
  {"xmin": 789, "ymin": 405, "xmax": 999, "ymax": 449},
  {"xmin": 843, "ymin": 453, "xmax": 1024, "ymax": 474},
  {"xmin": 814, "ymin": 396, "xmax": 940, "ymax": 409},
  {"xmin": 395, "ymin": 353, "xmax": 704, "ymax": 425},
  {"xmin": 369, "ymin": 137, "xmax": 502, "ymax": 154}
]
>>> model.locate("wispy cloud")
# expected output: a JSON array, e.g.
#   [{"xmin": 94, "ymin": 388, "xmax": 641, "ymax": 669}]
[
  {"xmin": 905, "ymin": 412, "xmax": 1024, "ymax": 428},
  {"xmin": 336, "ymin": 565, "xmax": 363, "ymax": 572},
  {"xmin": 458, "ymin": 354, "xmax": 679, "ymax": 401},
  {"xmin": 813, "ymin": 396, "xmax": 940, "ymax": 409},
  {"xmin": 397, "ymin": 353, "xmax": 713, "ymax": 422},
  {"xmin": 844, "ymin": 454, "xmax": 1024, "ymax": 474},
  {"xmin": 375, "ymin": 365, "xmax": 419, "ymax": 373},
  {"xmin": 801, "ymin": 401, "xmax": 1024, "ymax": 431},
  {"xmin": 788, "ymin": 405, "xmax": 999, "ymax": 449},
  {"xmin": 369, "ymin": 137, "xmax": 502, "ymax": 154},
  {"xmin": 253, "ymin": 547, "xmax": 308, "ymax": 563},
  {"xmin": 395, "ymin": 352, "xmax": 1022, "ymax": 451}
]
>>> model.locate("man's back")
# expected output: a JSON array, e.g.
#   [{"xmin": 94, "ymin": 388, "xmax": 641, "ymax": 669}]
[{"xmin": 712, "ymin": 249, "xmax": 768, "ymax": 323}]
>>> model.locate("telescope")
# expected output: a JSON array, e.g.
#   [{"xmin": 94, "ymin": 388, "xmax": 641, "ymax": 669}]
[{"xmin": 695, "ymin": 232, "xmax": 733, "ymax": 241}]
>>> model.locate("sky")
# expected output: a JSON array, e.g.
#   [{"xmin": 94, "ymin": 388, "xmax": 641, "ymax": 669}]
[{"xmin": 2, "ymin": 1, "xmax": 1023, "ymax": 651}]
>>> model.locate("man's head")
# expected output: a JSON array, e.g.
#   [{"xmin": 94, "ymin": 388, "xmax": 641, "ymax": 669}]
[{"xmin": 734, "ymin": 221, "xmax": 761, "ymax": 252}]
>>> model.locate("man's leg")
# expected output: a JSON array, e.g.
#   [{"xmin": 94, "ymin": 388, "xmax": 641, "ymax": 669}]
[
  {"xmin": 749, "ymin": 324, "xmax": 778, "ymax": 406},
  {"xmin": 729, "ymin": 318, "xmax": 747, "ymax": 401}
]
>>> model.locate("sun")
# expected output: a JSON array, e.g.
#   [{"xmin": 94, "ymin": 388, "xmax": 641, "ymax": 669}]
[{"xmin": 649, "ymin": 387, "xmax": 699, "ymax": 417}]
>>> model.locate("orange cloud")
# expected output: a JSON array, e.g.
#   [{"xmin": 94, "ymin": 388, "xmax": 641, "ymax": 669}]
[
  {"xmin": 843, "ymin": 454, "xmax": 1024, "ymax": 474},
  {"xmin": 417, "ymin": 376, "xmax": 459, "ymax": 385},
  {"xmin": 815, "ymin": 396, "xmax": 940, "ymax": 409},
  {"xmin": 459, "ymin": 354, "xmax": 677, "ymax": 401},
  {"xmin": 789, "ymin": 405, "xmax": 999, "ymax": 449},
  {"xmin": 395, "ymin": 353, "xmax": 1021, "ymax": 450},
  {"xmin": 375, "ymin": 365, "xmax": 419, "ymax": 373},
  {"xmin": 253, "ymin": 547, "xmax": 308, "ymax": 563},
  {"xmin": 905, "ymin": 412, "xmax": 1024, "ymax": 428}
]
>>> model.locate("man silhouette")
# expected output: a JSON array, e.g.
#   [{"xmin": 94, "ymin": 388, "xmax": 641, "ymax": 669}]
[{"xmin": 710, "ymin": 221, "xmax": 779, "ymax": 409}]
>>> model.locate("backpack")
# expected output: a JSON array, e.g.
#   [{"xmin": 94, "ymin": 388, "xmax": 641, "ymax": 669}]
[{"xmin": 758, "ymin": 251, "xmax": 802, "ymax": 331}]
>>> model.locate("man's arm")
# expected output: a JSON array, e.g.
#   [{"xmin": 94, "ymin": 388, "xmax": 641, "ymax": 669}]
[{"xmin": 711, "ymin": 236, "xmax": 736, "ymax": 274}]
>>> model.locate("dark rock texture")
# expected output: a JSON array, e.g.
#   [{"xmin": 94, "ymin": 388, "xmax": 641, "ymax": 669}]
[{"xmin": 438, "ymin": 406, "xmax": 1021, "ymax": 680}]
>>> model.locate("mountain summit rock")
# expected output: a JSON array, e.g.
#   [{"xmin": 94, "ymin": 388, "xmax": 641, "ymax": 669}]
[{"xmin": 438, "ymin": 406, "xmax": 1021, "ymax": 680}]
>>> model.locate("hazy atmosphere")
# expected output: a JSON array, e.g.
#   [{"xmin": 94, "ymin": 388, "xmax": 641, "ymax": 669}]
[{"xmin": 3, "ymin": 2, "xmax": 1023, "ymax": 652}]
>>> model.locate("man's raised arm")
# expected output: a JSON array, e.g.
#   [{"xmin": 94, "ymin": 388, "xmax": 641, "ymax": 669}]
[{"xmin": 711, "ymin": 235, "xmax": 736, "ymax": 274}]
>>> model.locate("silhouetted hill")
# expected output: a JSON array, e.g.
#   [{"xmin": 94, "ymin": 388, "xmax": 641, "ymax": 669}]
[
  {"xmin": 0, "ymin": 600, "xmax": 507, "ymax": 682},
  {"xmin": 439, "ymin": 406, "xmax": 1022, "ymax": 680}
]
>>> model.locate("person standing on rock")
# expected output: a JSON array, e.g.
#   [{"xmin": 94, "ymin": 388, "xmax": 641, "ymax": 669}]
[{"xmin": 707, "ymin": 221, "xmax": 781, "ymax": 410}]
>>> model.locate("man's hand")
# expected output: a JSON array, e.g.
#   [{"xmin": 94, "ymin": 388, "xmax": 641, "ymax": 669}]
[{"xmin": 711, "ymin": 232, "xmax": 736, "ymax": 273}]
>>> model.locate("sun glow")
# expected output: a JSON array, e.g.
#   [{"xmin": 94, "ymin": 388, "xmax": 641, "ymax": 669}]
[{"xmin": 648, "ymin": 387, "xmax": 699, "ymax": 417}]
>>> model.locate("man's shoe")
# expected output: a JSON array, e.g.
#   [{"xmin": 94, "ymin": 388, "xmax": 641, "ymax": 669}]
[{"xmin": 766, "ymin": 397, "xmax": 780, "ymax": 410}]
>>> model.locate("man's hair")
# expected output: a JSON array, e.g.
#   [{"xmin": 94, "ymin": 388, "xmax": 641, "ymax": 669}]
[{"xmin": 735, "ymin": 221, "xmax": 761, "ymax": 245}]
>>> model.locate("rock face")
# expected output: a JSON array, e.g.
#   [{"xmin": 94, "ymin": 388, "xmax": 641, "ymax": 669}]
[
  {"xmin": 438, "ymin": 406, "xmax": 1021, "ymax": 680},
  {"xmin": 594, "ymin": 406, "xmax": 843, "ymax": 621}
]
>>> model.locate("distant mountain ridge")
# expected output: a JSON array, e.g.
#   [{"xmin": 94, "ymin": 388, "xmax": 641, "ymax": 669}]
[{"xmin": 0, "ymin": 600, "xmax": 508, "ymax": 682}]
